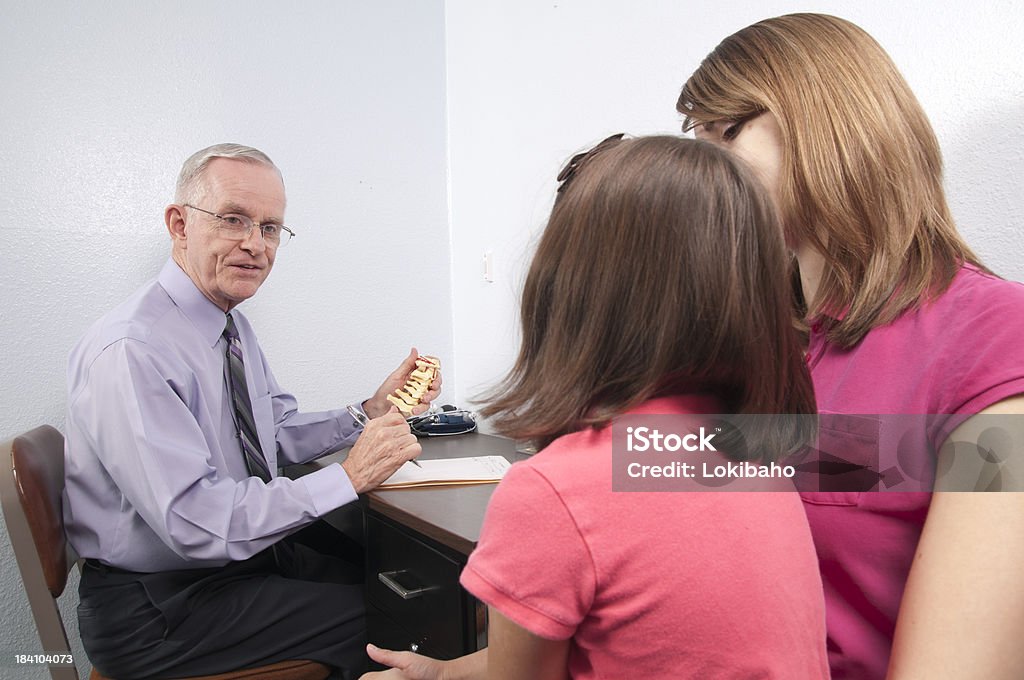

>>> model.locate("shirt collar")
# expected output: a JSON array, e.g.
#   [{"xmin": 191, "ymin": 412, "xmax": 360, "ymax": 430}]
[
  {"xmin": 626, "ymin": 393, "xmax": 726, "ymax": 416},
  {"xmin": 157, "ymin": 259, "xmax": 229, "ymax": 347}
]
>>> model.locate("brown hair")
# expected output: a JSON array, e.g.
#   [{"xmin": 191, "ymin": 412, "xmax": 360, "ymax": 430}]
[
  {"xmin": 480, "ymin": 135, "xmax": 816, "ymax": 454},
  {"xmin": 678, "ymin": 13, "xmax": 985, "ymax": 347}
]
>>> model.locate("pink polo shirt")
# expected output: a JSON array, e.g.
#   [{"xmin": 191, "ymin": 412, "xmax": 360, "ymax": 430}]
[
  {"xmin": 462, "ymin": 395, "xmax": 830, "ymax": 679},
  {"xmin": 803, "ymin": 264, "xmax": 1024, "ymax": 679}
]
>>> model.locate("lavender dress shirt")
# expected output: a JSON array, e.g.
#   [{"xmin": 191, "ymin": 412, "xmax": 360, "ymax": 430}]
[{"xmin": 63, "ymin": 259, "xmax": 361, "ymax": 572}]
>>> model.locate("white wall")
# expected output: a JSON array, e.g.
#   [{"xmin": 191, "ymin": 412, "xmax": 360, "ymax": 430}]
[
  {"xmin": 445, "ymin": 0, "xmax": 1024, "ymax": 408},
  {"xmin": 0, "ymin": 1, "xmax": 449, "ymax": 677}
]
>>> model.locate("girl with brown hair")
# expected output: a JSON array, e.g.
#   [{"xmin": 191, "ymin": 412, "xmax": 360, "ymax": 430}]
[
  {"xmin": 680, "ymin": 13, "xmax": 1024, "ymax": 679},
  {"xmin": 363, "ymin": 135, "xmax": 828, "ymax": 679}
]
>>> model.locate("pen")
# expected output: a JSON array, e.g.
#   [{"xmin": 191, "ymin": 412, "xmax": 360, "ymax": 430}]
[{"xmin": 347, "ymin": 404, "xmax": 422, "ymax": 467}]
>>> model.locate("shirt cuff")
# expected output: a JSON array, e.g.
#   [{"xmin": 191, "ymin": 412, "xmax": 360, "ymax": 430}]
[
  {"xmin": 297, "ymin": 462, "xmax": 358, "ymax": 516},
  {"xmin": 348, "ymin": 402, "xmax": 370, "ymax": 428}
]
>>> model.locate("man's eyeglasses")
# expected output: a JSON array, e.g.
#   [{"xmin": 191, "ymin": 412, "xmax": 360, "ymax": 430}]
[{"xmin": 183, "ymin": 204, "xmax": 295, "ymax": 248}]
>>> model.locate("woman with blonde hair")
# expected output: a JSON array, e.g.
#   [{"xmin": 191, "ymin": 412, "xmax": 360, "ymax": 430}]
[{"xmin": 681, "ymin": 13, "xmax": 1024, "ymax": 679}]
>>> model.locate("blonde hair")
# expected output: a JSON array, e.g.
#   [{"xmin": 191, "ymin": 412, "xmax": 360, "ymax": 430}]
[{"xmin": 679, "ymin": 13, "xmax": 985, "ymax": 347}]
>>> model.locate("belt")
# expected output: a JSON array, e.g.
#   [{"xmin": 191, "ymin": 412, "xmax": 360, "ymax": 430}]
[{"xmin": 84, "ymin": 558, "xmax": 141, "ymax": 576}]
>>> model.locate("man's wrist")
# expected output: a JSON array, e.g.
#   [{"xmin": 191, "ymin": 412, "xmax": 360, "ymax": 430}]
[
  {"xmin": 362, "ymin": 397, "xmax": 386, "ymax": 420},
  {"xmin": 339, "ymin": 459, "xmax": 367, "ymax": 495}
]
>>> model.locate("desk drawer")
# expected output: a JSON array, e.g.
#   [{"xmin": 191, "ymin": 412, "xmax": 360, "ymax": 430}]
[
  {"xmin": 365, "ymin": 514, "xmax": 466, "ymax": 655},
  {"xmin": 367, "ymin": 604, "xmax": 456, "ymax": 661}
]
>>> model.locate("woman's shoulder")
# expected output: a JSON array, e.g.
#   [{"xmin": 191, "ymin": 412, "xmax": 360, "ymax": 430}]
[
  {"xmin": 518, "ymin": 394, "xmax": 723, "ymax": 486},
  {"xmin": 896, "ymin": 264, "xmax": 1024, "ymax": 347},
  {"xmin": 920, "ymin": 264, "xmax": 1024, "ymax": 413},
  {"xmin": 935, "ymin": 264, "xmax": 1024, "ymax": 315},
  {"xmin": 520, "ymin": 426, "xmax": 610, "ymax": 485}
]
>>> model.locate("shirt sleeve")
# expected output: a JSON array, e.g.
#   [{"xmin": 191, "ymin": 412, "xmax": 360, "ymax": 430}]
[
  {"xmin": 74, "ymin": 338, "xmax": 356, "ymax": 563},
  {"xmin": 942, "ymin": 277, "xmax": 1024, "ymax": 417},
  {"xmin": 921, "ymin": 277, "xmax": 1024, "ymax": 457},
  {"xmin": 460, "ymin": 463, "xmax": 596, "ymax": 641}
]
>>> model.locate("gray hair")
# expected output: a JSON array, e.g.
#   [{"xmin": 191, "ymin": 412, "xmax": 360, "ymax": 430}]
[{"xmin": 174, "ymin": 143, "xmax": 281, "ymax": 203}]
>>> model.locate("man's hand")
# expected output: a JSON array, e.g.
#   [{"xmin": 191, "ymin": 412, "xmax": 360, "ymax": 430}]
[
  {"xmin": 364, "ymin": 347, "xmax": 443, "ymax": 419},
  {"xmin": 341, "ymin": 408, "xmax": 421, "ymax": 494}
]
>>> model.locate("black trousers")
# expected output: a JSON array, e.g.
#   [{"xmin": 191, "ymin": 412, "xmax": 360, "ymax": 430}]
[{"xmin": 78, "ymin": 525, "xmax": 367, "ymax": 680}]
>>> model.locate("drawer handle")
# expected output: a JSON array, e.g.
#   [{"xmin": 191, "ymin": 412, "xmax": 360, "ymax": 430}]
[{"xmin": 378, "ymin": 570, "xmax": 439, "ymax": 600}]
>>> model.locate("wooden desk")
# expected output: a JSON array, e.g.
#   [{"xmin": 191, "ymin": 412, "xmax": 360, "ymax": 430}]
[{"xmin": 296, "ymin": 433, "xmax": 527, "ymax": 659}]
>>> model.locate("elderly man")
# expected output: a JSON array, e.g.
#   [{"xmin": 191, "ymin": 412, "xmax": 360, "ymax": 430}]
[{"xmin": 64, "ymin": 144, "xmax": 434, "ymax": 679}]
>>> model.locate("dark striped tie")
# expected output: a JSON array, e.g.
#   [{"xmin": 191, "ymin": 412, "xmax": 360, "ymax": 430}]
[{"xmin": 223, "ymin": 314, "xmax": 273, "ymax": 483}]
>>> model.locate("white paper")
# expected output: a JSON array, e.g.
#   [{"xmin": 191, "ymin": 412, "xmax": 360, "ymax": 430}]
[{"xmin": 379, "ymin": 455, "xmax": 512, "ymax": 488}]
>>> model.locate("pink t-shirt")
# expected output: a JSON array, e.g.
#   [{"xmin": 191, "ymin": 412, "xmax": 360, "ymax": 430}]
[
  {"xmin": 461, "ymin": 395, "xmax": 830, "ymax": 679},
  {"xmin": 803, "ymin": 264, "xmax": 1024, "ymax": 679}
]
